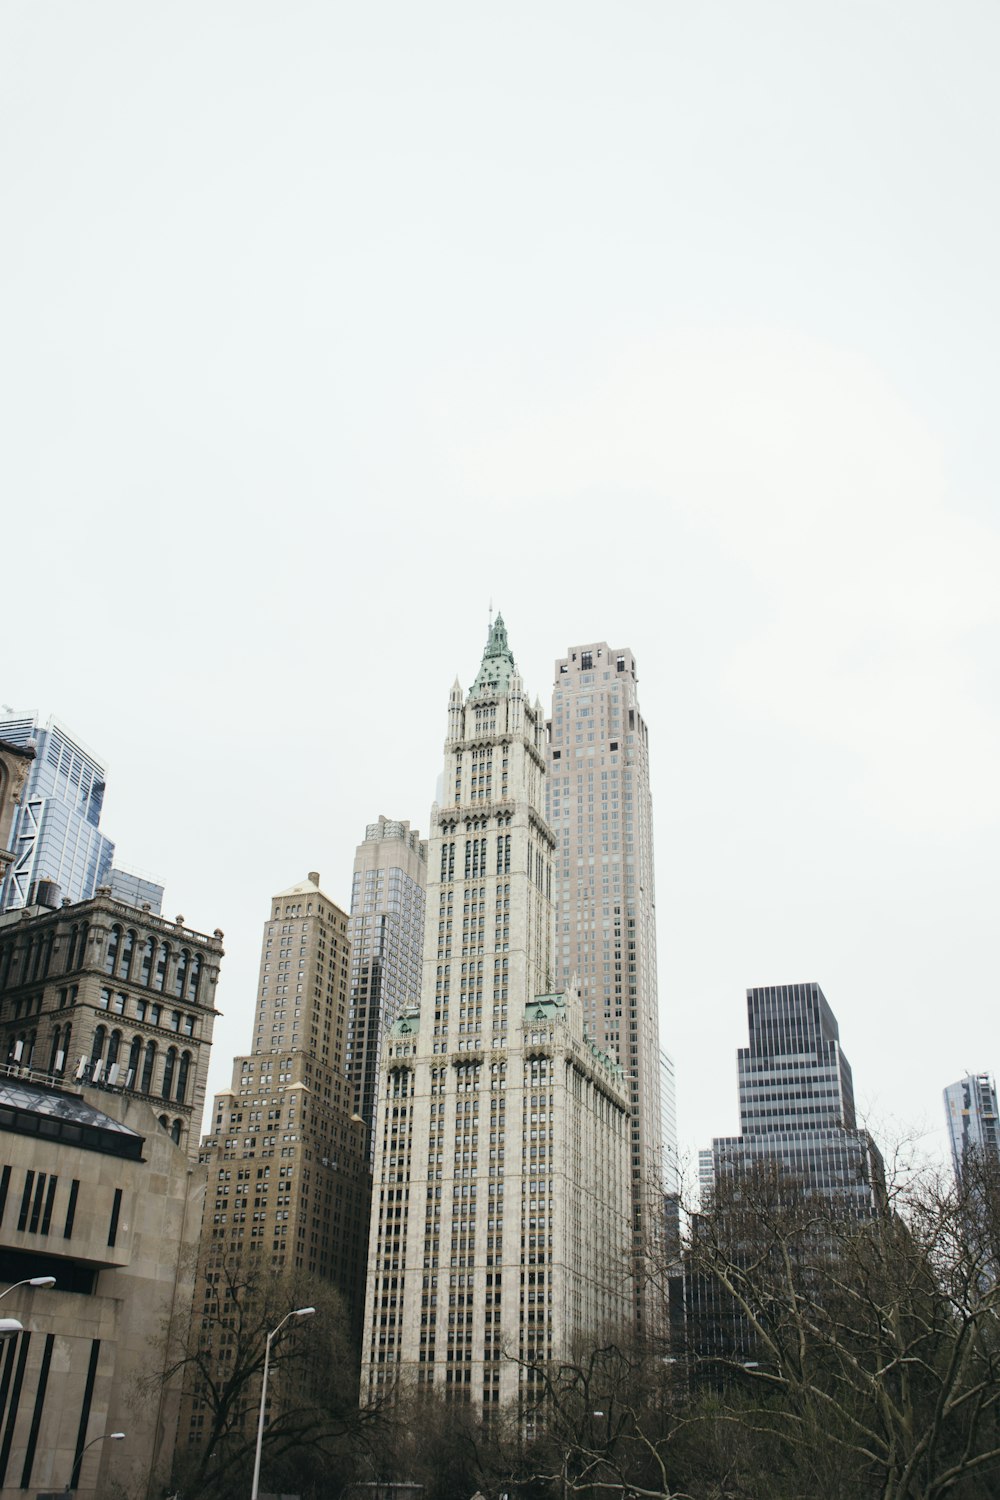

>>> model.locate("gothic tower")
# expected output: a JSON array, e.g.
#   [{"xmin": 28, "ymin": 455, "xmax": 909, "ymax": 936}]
[{"xmin": 362, "ymin": 618, "xmax": 630, "ymax": 1419}]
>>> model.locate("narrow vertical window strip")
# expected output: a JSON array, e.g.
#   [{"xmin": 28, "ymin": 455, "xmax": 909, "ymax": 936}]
[
  {"xmin": 108, "ymin": 1187, "xmax": 123, "ymax": 1248},
  {"xmin": 19, "ymin": 1331, "xmax": 53, "ymax": 1489},
  {"xmin": 64, "ymin": 1179, "xmax": 79, "ymax": 1239}
]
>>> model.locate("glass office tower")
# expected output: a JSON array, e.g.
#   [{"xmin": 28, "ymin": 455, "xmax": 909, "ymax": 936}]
[
  {"xmin": 346, "ymin": 816, "xmax": 427, "ymax": 1163},
  {"xmin": 0, "ymin": 714, "xmax": 114, "ymax": 911},
  {"xmin": 710, "ymin": 982, "xmax": 883, "ymax": 1213}
]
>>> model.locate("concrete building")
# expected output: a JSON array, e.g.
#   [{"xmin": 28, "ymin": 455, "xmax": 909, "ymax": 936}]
[
  {"xmin": 546, "ymin": 643, "xmax": 675, "ymax": 1333},
  {"xmin": 0, "ymin": 1075, "xmax": 204, "ymax": 1498},
  {"xmin": 944, "ymin": 1073, "xmax": 1000, "ymax": 1180},
  {"xmin": 0, "ymin": 889, "xmax": 223, "ymax": 1160},
  {"xmin": 709, "ymin": 982, "xmax": 883, "ymax": 1212},
  {"xmin": 362, "ymin": 617, "xmax": 631, "ymax": 1418},
  {"xmin": 188, "ymin": 873, "xmax": 371, "ymax": 1458},
  {"xmin": 347, "ymin": 818, "xmax": 428, "ymax": 1164}
]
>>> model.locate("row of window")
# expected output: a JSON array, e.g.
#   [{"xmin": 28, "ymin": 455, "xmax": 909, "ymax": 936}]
[{"xmin": 104, "ymin": 925, "xmax": 202, "ymax": 1000}]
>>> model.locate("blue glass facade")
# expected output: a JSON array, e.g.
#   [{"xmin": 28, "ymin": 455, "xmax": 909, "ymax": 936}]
[{"xmin": 0, "ymin": 715, "xmax": 115, "ymax": 911}]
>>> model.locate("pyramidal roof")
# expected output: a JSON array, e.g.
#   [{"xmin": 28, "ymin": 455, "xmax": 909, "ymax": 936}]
[
  {"xmin": 274, "ymin": 872, "xmax": 323, "ymax": 899},
  {"xmin": 469, "ymin": 612, "xmax": 517, "ymax": 700}
]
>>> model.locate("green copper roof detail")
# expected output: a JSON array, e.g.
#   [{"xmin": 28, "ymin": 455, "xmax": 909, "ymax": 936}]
[{"xmin": 469, "ymin": 612, "xmax": 517, "ymax": 700}]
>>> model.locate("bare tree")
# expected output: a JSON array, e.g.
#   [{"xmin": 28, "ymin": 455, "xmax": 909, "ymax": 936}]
[
  {"xmin": 683, "ymin": 1152, "xmax": 1000, "ymax": 1500},
  {"xmin": 153, "ymin": 1245, "xmax": 382, "ymax": 1499}
]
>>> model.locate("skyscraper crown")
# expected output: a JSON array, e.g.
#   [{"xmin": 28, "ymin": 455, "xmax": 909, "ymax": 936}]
[{"xmin": 468, "ymin": 611, "xmax": 517, "ymax": 700}]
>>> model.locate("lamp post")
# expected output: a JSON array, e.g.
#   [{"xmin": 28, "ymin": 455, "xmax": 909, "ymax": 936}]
[
  {"xmin": 250, "ymin": 1307, "xmax": 315, "ymax": 1500},
  {"xmin": 0, "ymin": 1274, "xmax": 56, "ymax": 1298},
  {"xmin": 0, "ymin": 1318, "xmax": 23, "ymax": 1339},
  {"xmin": 64, "ymin": 1430, "xmax": 124, "ymax": 1493}
]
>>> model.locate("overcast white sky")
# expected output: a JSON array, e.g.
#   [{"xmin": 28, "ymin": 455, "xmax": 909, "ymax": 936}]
[{"xmin": 3, "ymin": 2, "xmax": 997, "ymax": 1170}]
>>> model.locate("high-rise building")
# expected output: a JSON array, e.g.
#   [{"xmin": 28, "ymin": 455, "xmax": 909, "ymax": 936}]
[
  {"xmin": 0, "ymin": 887, "xmax": 223, "ymax": 1160},
  {"xmin": 108, "ymin": 866, "xmax": 165, "ymax": 915},
  {"xmin": 0, "ymin": 714, "xmax": 114, "ymax": 912},
  {"xmin": 709, "ymin": 982, "xmax": 882, "ymax": 1212},
  {"xmin": 185, "ymin": 875, "xmax": 372, "ymax": 1459},
  {"xmin": 347, "ymin": 817, "xmax": 427, "ymax": 1163},
  {"xmin": 546, "ymin": 643, "xmax": 674, "ymax": 1331},
  {"xmin": 195, "ymin": 874, "xmax": 369, "ymax": 1296},
  {"xmin": 362, "ymin": 617, "xmax": 631, "ymax": 1417},
  {"xmin": 0, "ymin": 735, "xmax": 34, "ymax": 890},
  {"xmin": 944, "ymin": 1073, "xmax": 1000, "ymax": 1180}
]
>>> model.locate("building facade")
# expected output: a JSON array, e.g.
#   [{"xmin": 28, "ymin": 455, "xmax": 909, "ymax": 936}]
[
  {"xmin": 362, "ymin": 618, "xmax": 631, "ymax": 1418},
  {"xmin": 945, "ymin": 1073, "xmax": 1000, "ymax": 1180},
  {"xmin": 546, "ymin": 643, "xmax": 674, "ymax": 1332},
  {"xmin": 709, "ymin": 982, "xmax": 882, "ymax": 1212},
  {"xmin": 0, "ymin": 740, "xmax": 34, "ymax": 893},
  {"xmin": 190, "ymin": 873, "xmax": 370, "ymax": 1434},
  {"xmin": 347, "ymin": 818, "xmax": 427, "ymax": 1163},
  {"xmin": 0, "ymin": 1077, "xmax": 204, "ymax": 1498},
  {"xmin": 0, "ymin": 889, "xmax": 223, "ymax": 1160}
]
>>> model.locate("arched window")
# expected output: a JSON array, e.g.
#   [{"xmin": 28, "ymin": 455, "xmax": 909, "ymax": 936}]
[
  {"xmin": 154, "ymin": 942, "xmax": 170, "ymax": 993},
  {"xmin": 170, "ymin": 1119, "xmax": 182, "ymax": 1145},
  {"xmin": 91, "ymin": 1026, "xmax": 107, "ymax": 1064},
  {"xmin": 187, "ymin": 953, "xmax": 202, "ymax": 1003},
  {"xmin": 140, "ymin": 937, "xmax": 155, "ymax": 986},
  {"xmin": 127, "ymin": 1035, "xmax": 142, "ymax": 1086},
  {"xmin": 73, "ymin": 922, "xmax": 90, "ymax": 968},
  {"xmin": 162, "ymin": 1047, "xmax": 177, "ymax": 1099},
  {"xmin": 60, "ymin": 1024, "xmax": 72, "ymax": 1074},
  {"xmin": 158, "ymin": 1114, "xmax": 169, "ymax": 1131},
  {"xmin": 108, "ymin": 1030, "xmax": 122, "ymax": 1068},
  {"xmin": 118, "ymin": 929, "xmax": 136, "ymax": 979},
  {"xmin": 26, "ymin": 1030, "xmax": 37, "ymax": 1068},
  {"xmin": 65, "ymin": 926, "xmax": 78, "ymax": 971},
  {"xmin": 175, "ymin": 950, "xmax": 189, "ymax": 999},
  {"xmin": 105, "ymin": 925, "xmax": 122, "ymax": 975},
  {"xmin": 176, "ymin": 1051, "xmax": 191, "ymax": 1104},
  {"xmin": 141, "ymin": 1041, "xmax": 157, "ymax": 1093},
  {"xmin": 49, "ymin": 1025, "xmax": 62, "ymax": 1074}
]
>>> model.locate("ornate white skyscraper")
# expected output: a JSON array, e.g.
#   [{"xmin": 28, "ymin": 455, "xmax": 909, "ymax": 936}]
[
  {"xmin": 363, "ymin": 618, "xmax": 630, "ymax": 1417},
  {"xmin": 546, "ymin": 643, "xmax": 674, "ymax": 1334}
]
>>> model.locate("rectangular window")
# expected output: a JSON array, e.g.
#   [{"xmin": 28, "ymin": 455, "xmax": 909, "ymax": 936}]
[
  {"xmin": 0, "ymin": 1166, "xmax": 9, "ymax": 1228},
  {"xmin": 17, "ymin": 1172, "xmax": 34, "ymax": 1232},
  {"xmin": 40, "ymin": 1176, "xmax": 57, "ymax": 1236},
  {"xmin": 28, "ymin": 1173, "xmax": 47, "ymax": 1234},
  {"xmin": 64, "ymin": 1180, "xmax": 80, "ymax": 1239},
  {"xmin": 108, "ymin": 1188, "xmax": 123, "ymax": 1248}
]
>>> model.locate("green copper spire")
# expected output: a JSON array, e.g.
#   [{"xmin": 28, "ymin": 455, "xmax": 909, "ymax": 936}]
[{"xmin": 469, "ymin": 611, "xmax": 517, "ymax": 700}]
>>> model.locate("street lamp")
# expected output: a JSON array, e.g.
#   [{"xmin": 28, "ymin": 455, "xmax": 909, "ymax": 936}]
[
  {"xmin": 0, "ymin": 1274, "xmax": 56, "ymax": 1298},
  {"xmin": 64, "ymin": 1430, "xmax": 124, "ymax": 1493},
  {"xmin": 0, "ymin": 1319, "xmax": 23, "ymax": 1339},
  {"xmin": 250, "ymin": 1307, "xmax": 315, "ymax": 1500}
]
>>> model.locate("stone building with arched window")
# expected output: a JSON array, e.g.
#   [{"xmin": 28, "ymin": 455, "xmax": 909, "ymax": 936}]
[{"xmin": 0, "ymin": 887, "xmax": 223, "ymax": 1162}]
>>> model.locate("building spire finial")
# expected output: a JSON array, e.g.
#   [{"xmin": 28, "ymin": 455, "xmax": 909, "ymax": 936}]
[{"xmin": 469, "ymin": 611, "xmax": 516, "ymax": 700}]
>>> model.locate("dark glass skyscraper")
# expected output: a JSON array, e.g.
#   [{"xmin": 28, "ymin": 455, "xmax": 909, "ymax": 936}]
[{"xmin": 710, "ymin": 982, "xmax": 882, "ymax": 1212}]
